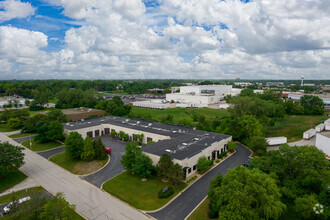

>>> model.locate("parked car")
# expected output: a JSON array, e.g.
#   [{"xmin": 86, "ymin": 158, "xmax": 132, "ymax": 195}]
[{"xmin": 105, "ymin": 147, "xmax": 111, "ymax": 154}]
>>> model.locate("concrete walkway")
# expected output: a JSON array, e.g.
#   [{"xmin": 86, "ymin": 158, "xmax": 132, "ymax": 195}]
[
  {"xmin": 0, "ymin": 177, "xmax": 40, "ymax": 197},
  {"xmin": 0, "ymin": 133, "xmax": 150, "ymax": 220}
]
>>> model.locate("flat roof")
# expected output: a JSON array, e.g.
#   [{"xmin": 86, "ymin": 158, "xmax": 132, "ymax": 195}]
[
  {"xmin": 62, "ymin": 108, "xmax": 104, "ymax": 115},
  {"xmin": 64, "ymin": 116, "xmax": 230, "ymax": 160}
]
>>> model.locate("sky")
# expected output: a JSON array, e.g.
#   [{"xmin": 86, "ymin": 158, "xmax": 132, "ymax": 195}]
[{"xmin": 0, "ymin": 0, "xmax": 329, "ymax": 80}]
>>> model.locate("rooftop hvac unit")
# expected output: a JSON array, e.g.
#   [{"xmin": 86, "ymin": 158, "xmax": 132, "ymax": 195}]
[
  {"xmin": 126, "ymin": 119, "xmax": 129, "ymax": 122},
  {"xmin": 205, "ymin": 143, "xmax": 208, "ymax": 146},
  {"xmin": 182, "ymin": 143, "xmax": 187, "ymax": 146},
  {"xmin": 165, "ymin": 149, "xmax": 172, "ymax": 153},
  {"xmin": 193, "ymin": 127, "xmax": 196, "ymax": 130},
  {"xmin": 70, "ymin": 124, "xmax": 74, "ymax": 127},
  {"xmin": 66, "ymin": 123, "xmax": 70, "ymax": 125},
  {"xmin": 137, "ymin": 121, "xmax": 140, "ymax": 125},
  {"xmin": 148, "ymin": 123, "xmax": 152, "ymax": 126},
  {"xmin": 81, "ymin": 119, "xmax": 84, "ymax": 122},
  {"xmin": 178, "ymin": 129, "xmax": 182, "ymax": 133},
  {"xmin": 101, "ymin": 119, "xmax": 104, "ymax": 121},
  {"xmin": 88, "ymin": 122, "xmax": 91, "ymax": 124}
]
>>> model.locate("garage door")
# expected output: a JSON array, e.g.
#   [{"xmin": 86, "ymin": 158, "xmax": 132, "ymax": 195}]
[
  {"xmin": 104, "ymin": 128, "xmax": 110, "ymax": 135},
  {"xmin": 95, "ymin": 130, "xmax": 100, "ymax": 137},
  {"xmin": 87, "ymin": 131, "xmax": 93, "ymax": 138}
]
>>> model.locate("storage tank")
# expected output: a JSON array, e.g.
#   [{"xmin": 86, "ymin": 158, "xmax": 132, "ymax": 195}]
[
  {"xmin": 303, "ymin": 129, "xmax": 316, "ymax": 140},
  {"xmin": 266, "ymin": 137, "xmax": 287, "ymax": 146},
  {"xmin": 315, "ymin": 123, "xmax": 325, "ymax": 133}
]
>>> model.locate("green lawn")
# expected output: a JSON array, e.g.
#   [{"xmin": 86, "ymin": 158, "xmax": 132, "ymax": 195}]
[
  {"xmin": 9, "ymin": 133, "xmax": 36, "ymax": 138},
  {"xmin": 0, "ymin": 187, "xmax": 43, "ymax": 205},
  {"xmin": 28, "ymin": 107, "xmax": 57, "ymax": 116},
  {"xmin": 187, "ymin": 198, "xmax": 210, "ymax": 220},
  {"xmin": 102, "ymin": 171, "xmax": 187, "ymax": 211},
  {"xmin": 0, "ymin": 123, "xmax": 20, "ymax": 132},
  {"xmin": 49, "ymin": 152, "xmax": 108, "ymax": 175},
  {"xmin": 0, "ymin": 168, "xmax": 27, "ymax": 193},
  {"xmin": 265, "ymin": 114, "xmax": 328, "ymax": 142},
  {"xmin": 131, "ymin": 107, "xmax": 230, "ymax": 124},
  {"xmin": 21, "ymin": 139, "xmax": 63, "ymax": 152}
]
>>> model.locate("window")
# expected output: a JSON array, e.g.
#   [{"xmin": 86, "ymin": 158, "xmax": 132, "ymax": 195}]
[
  {"xmin": 147, "ymin": 137, "xmax": 153, "ymax": 142},
  {"xmin": 188, "ymin": 168, "xmax": 191, "ymax": 174},
  {"xmin": 193, "ymin": 165, "xmax": 196, "ymax": 171}
]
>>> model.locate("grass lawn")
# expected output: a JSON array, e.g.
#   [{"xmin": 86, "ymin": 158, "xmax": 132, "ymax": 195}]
[
  {"xmin": 102, "ymin": 171, "xmax": 187, "ymax": 211},
  {"xmin": 28, "ymin": 107, "xmax": 57, "ymax": 116},
  {"xmin": 49, "ymin": 152, "xmax": 108, "ymax": 175},
  {"xmin": 131, "ymin": 107, "xmax": 230, "ymax": 124},
  {"xmin": 21, "ymin": 139, "xmax": 63, "ymax": 152},
  {"xmin": 265, "ymin": 114, "xmax": 328, "ymax": 142},
  {"xmin": 0, "ymin": 168, "xmax": 27, "ymax": 193},
  {"xmin": 0, "ymin": 187, "xmax": 43, "ymax": 205},
  {"xmin": 0, "ymin": 123, "xmax": 20, "ymax": 132},
  {"xmin": 187, "ymin": 198, "xmax": 210, "ymax": 220},
  {"xmin": 9, "ymin": 133, "xmax": 36, "ymax": 138}
]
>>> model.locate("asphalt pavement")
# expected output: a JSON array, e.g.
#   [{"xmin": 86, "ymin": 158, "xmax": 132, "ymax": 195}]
[
  {"xmin": 13, "ymin": 135, "xmax": 35, "ymax": 144},
  {"xmin": 83, "ymin": 136, "xmax": 126, "ymax": 187},
  {"xmin": 37, "ymin": 146, "xmax": 65, "ymax": 159},
  {"xmin": 148, "ymin": 143, "xmax": 251, "ymax": 220}
]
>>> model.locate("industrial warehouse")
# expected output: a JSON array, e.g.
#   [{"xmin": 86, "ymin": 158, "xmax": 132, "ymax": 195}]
[{"xmin": 63, "ymin": 116, "xmax": 231, "ymax": 178}]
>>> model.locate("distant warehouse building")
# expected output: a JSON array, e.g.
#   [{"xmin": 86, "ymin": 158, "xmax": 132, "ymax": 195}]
[
  {"xmin": 63, "ymin": 116, "xmax": 231, "ymax": 178},
  {"xmin": 288, "ymin": 94, "xmax": 330, "ymax": 111},
  {"xmin": 166, "ymin": 85, "xmax": 234, "ymax": 105},
  {"xmin": 62, "ymin": 107, "xmax": 106, "ymax": 121}
]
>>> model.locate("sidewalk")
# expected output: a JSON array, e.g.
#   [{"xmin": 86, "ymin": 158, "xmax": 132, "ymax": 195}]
[{"xmin": 0, "ymin": 177, "xmax": 40, "ymax": 197}]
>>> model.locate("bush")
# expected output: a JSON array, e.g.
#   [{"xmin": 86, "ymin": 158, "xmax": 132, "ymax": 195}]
[
  {"xmin": 227, "ymin": 141, "xmax": 237, "ymax": 153},
  {"xmin": 158, "ymin": 186, "xmax": 174, "ymax": 199},
  {"xmin": 216, "ymin": 159, "xmax": 220, "ymax": 163},
  {"xmin": 217, "ymin": 151, "xmax": 227, "ymax": 159},
  {"xmin": 147, "ymin": 141, "xmax": 155, "ymax": 145},
  {"xmin": 110, "ymin": 130, "xmax": 117, "ymax": 138}
]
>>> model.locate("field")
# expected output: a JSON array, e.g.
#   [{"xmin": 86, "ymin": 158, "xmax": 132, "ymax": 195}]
[
  {"xmin": 0, "ymin": 168, "xmax": 27, "ymax": 193},
  {"xmin": 21, "ymin": 139, "xmax": 63, "ymax": 152},
  {"xmin": 102, "ymin": 171, "xmax": 187, "ymax": 210},
  {"xmin": 265, "ymin": 114, "xmax": 328, "ymax": 142},
  {"xmin": 131, "ymin": 107, "xmax": 230, "ymax": 124},
  {"xmin": 49, "ymin": 152, "xmax": 109, "ymax": 175}
]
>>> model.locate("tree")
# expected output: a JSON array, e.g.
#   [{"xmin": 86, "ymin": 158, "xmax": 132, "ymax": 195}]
[
  {"xmin": 249, "ymin": 144, "xmax": 330, "ymax": 199},
  {"xmin": 208, "ymin": 166, "xmax": 286, "ymax": 220},
  {"xmin": 40, "ymin": 192, "xmax": 75, "ymax": 220},
  {"xmin": 196, "ymin": 156, "xmax": 212, "ymax": 173},
  {"xmin": 8, "ymin": 118, "xmax": 21, "ymax": 129},
  {"xmin": 81, "ymin": 136, "xmax": 95, "ymax": 161},
  {"xmin": 93, "ymin": 137, "xmax": 107, "ymax": 160},
  {"xmin": 65, "ymin": 132, "xmax": 84, "ymax": 160},
  {"xmin": 294, "ymin": 194, "xmax": 319, "ymax": 219},
  {"xmin": 46, "ymin": 121, "xmax": 64, "ymax": 142},
  {"xmin": 22, "ymin": 114, "xmax": 48, "ymax": 133},
  {"xmin": 156, "ymin": 153, "xmax": 174, "ymax": 181},
  {"xmin": 0, "ymin": 142, "xmax": 24, "ymax": 177},
  {"xmin": 133, "ymin": 154, "xmax": 154, "ymax": 179},
  {"xmin": 169, "ymin": 163, "xmax": 184, "ymax": 186},
  {"xmin": 47, "ymin": 109, "xmax": 66, "ymax": 122},
  {"xmin": 248, "ymin": 136, "xmax": 268, "ymax": 156},
  {"xmin": 227, "ymin": 141, "xmax": 237, "ymax": 153},
  {"xmin": 121, "ymin": 141, "xmax": 142, "ymax": 172},
  {"xmin": 119, "ymin": 131, "xmax": 129, "ymax": 141},
  {"xmin": 300, "ymin": 95, "xmax": 324, "ymax": 115},
  {"xmin": 34, "ymin": 121, "xmax": 50, "ymax": 143}
]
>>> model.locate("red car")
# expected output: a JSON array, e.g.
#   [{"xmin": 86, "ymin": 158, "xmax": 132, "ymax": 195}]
[{"xmin": 105, "ymin": 147, "xmax": 111, "ymax": 154}]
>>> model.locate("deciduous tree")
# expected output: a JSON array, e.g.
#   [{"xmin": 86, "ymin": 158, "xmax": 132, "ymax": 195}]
[
  {"xmin": 65, "ymin": 132, "xmax": 84, "ymax": 160},
  {"xmin": 0, "ymin": 142, "xmax": 24, "ymax": 177},
  {"xmin": 81, "ymin": 136, "xmax": 95, "ymax": 161},
  {"xmin": 121, "ymin": 141, "xmax": 142, "ymax": 172},
  {"xmin": 133, "ymin": 154, "xmax": 154, "ymax": 179}
]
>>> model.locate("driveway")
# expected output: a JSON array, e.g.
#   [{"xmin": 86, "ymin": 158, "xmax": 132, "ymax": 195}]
[
  {"xmin": 37, "ymin": 146, "xmax": 65, "ymax": 159},
  {"xmin": 0, "ymin": 133, "xmax": 150, "ymax": 220},
  {"xmin": 148, "ymin": 143, "xmax": 251, "ymax": 220},
  {"xmin": 13, "ymin": 135, "xmax": 35, "ymax": 144},
  {"xmin": 83, "ymin": 136, "xmax": 126, "ymax": 187}
]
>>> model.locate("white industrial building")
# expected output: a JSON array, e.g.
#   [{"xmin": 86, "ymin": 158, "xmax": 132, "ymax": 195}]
[
  {"xmin": 166, "ymin": 85, "xmax": 234, "ymax": 105},
  {"xmin": 315, "ymin": 133, "xmax": 330, "ymax": 158},
  {"xmin": 64, "ymin": 116, "xmax": 231, "ymax": 178},
  {"xmin": 0, "ymin": 96, "xmax": 28, "ymax": 108},
  {"xmin": 131, "ymin": 100, "xmax": 170, "ymax": 109}
]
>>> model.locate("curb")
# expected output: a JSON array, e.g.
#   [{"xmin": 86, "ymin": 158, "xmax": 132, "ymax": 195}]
[
  {"xmin": 79, "ymin": 154, "xmax": 111, "ymax": 177},
  {"xmin": 184, "ymin": 196, "xmax": 208, "ymax": 220}
]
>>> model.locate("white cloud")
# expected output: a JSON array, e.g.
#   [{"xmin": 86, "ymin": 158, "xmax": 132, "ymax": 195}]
[
  {"xmin": 0, "ymin": 0, "xmax": 330, "ymax": 79},
  {"xmin": 0, "ymin": 0, "xmax": 35, "ymax": 22}
]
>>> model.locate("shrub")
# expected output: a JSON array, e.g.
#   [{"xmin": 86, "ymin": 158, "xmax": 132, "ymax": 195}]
[
  {"xmin": 147, "ymin": 141, "xmax": 154, "ymax": 145},
  {"xmin": 8, "ymin": 118, "xmax": 21, "ymax": 129},
  {"xmin": 216, "ymin": 159, "xmax": 220, "ymax": 163},
  {"xmin": 218, "ymin": 151, "xmax": 227, "ymax": 159},
  {"xmin": 158, "ymin": 186, "xmax": 174, "ymax": 199},
  {"xmin": 197, "ymin": 156, "xmax": 212, "ymax": 173},
  {"xmin": 110, "ymin": 130, "xmax": 117, "ymax": 138}
]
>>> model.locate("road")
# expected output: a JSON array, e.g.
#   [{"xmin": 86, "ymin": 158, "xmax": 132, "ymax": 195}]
[
  {"xmin": 0, "ymin": 133, "xmax": 150, "ymax": 220},
  {"xmin": 148, "ymin": 144, "xmax": 251, "ymax": 220},
  {"xmin": 83, "ymin": 136, "xmax": 126, "ymax": 187}
]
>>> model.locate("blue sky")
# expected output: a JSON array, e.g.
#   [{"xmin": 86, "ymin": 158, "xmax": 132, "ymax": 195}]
[{"xmin": 0, "ymin": 0, "xmax": 329, "ymax": 80}]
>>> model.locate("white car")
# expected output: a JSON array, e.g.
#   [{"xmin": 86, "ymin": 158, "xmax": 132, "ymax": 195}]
[{"xmin": 3, "ymin": 196, "xmax": 31, "ymax": 214}]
